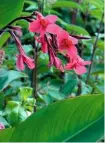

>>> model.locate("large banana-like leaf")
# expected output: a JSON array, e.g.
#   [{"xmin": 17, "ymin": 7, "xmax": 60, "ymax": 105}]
[
  {"xmin": 0, "ymin": 0, "xmax": 24, "ymax": 28},
  {"xmin": 0, "ymin": 94, "xmax": 104, "ymax": 142}
]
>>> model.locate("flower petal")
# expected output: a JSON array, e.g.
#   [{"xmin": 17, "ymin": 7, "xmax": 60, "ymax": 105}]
[
  {"xmin": 58, "ymin": 30, "xmax": 69, "ymax": 42},
  {"xmin": 45, "ymin": 15, "xmax": 58, "ymax": 23},
  {"xmin": 83, "ymin": 61, "xmax": 91, "ymax": 65},
  {"xmin": 46, "ymin": 24, "xmax": 62, "ymax": 35},
  {"xmin": 16, "ymin": 54, "xmax": 24, "ymax": 71},
  {"xmin": 67, "ymin": 45, "xmax": 78, "ymax": 57},
  {"xmin": 23, "ymin": 55, "xmax": 35, "ymax": 69},
  {"xmin": 29, "ymin": 19, "xmax": 40, "ymax": 32},
  {"xmin": 69, "ymin": 36, "xmax": 78, "ymax": 45},
  {"xmin": 74, "ymin": 66, "xmax": 87, "ymax": 75}
]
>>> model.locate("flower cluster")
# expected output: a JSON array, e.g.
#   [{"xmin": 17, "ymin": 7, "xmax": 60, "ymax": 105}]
[
  {"xmin": 7, "ymin": 11, "xmax": 90, "ymax": 75},
  {"xmin": 29, "ymin": 12, "xmax": 91, "ymax": 75}
]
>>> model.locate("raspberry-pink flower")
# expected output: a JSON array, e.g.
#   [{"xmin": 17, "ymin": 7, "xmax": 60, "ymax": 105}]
[
  {"xmin": 29, "ymin": 12, "xmax": 58, "ymax": 36},
  {"xmin": 65, "ymin": 55, "xmax": 91, "ymax": 75},
  {"xmin": 16, "ymin": 54, "xmax": 35, "ymax": 71},
  {"xmin": 10, "ymin": 32, "xmax": 35, "ymax": 71},
  {"xmin": 48, "ymin": 47, "xmax": 64, "ymax": 72},
  {"xmin": 57, "ymin": 30, "xmax": 78, "ymax": 57}
]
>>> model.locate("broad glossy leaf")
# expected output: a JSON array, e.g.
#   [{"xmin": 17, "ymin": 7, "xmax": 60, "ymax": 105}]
[
  {"xmin": 58, "ymin": 18, "xmax": 90, "ymax": 36},
  {"xmin": 0, "ymin": 94, "xmax": 103, "ymax": 142},
  {"xmin": 52, "ymin": 1, "xmax": 82, "ymax": 11},
  {"xmin": 61, "ymin": 79, "xmax": 77, "ymax": 96},
  {"xmin": 0, "ymin": 70, "xmax": 28, "ymax": 91},
  {"xmin": 66, "ymin": 24, "xmax": 90, "ymax": 36},
  {"xmin": 0, "ymin": 0, "xmax": 24, "ymax": 28}
]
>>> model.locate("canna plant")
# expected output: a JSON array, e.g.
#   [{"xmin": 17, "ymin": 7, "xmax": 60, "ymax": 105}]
[{"xmin": 0, "ymin": 0, "xmax": 104, "ymax": 142}]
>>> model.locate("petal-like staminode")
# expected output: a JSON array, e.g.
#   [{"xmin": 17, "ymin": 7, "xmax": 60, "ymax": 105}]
[
  {"xmin": 46, "ymin": 24, "xmax": 62, "ymax": 35},
  {"xmin": 65, "ymin": 55, "xmax": 91, "ymax": 75},
  {"xmin": 45, "ymin": 15, "xmax": 58, "ymax": 23},
  {"xmin": 74, "ymin": 66, "xmax": 87, "ymax": 75},
  {"xmin": 29, "ymin": 20, "xmax": 40, "ymax": 32}
]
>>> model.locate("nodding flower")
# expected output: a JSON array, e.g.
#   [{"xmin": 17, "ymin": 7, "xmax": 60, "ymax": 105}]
[{"xmin": 10, "ymin": 31, "xmax": 35, "ymax": 71}]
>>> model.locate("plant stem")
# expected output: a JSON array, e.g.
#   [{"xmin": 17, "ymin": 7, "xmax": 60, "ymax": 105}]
[
  {"xmin": 32, "ymin": 37, "xmax": 38, "ymax": 112},
  {"xmin": 0, "ymin": 15, "xmax": 33, "ymax": 35},
  {"xmin": 86, "ymin": 13, "xmax": 104, "ymax": 84},
  {"xmin": 32, "ymin": 0, "xmax": 44, "ymax": 112}
]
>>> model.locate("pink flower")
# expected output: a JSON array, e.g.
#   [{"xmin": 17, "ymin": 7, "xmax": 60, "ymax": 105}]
[
  {"xmin": 57, "ymin": 30, "xmax": 78, "ymax": 57},
  {"xmin": 0, "ymin": 123, "xmax": 5, "ymax": 130},
  {"xmin": 65, "ymin": 55, "xmax": 91, "ymax": 75},
  {"xmin": 10, "ymin": 31, "xmax": 35, "ymax": 71},
  {"xmin": 40, "ymin": 36, "xmax": 48, "ymax": 53},
  {"xmin": 48, "ymin": 47, "xmax": 64, "ymax": 72},
  {"xmin": 29, "ymin": 12, "xmax": 58, "ymax": 36},
  {"xmin": 16, "ymin": 54, "xmax": 35, "ymax": 71}
]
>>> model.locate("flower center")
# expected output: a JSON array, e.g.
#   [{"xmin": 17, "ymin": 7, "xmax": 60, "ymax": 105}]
[
  {"xmin": 63, "ymin": 39, "xmax": 72, "ymax": 47},
  {"xmin": 40, "ymin": 19, "xmax": 48, "ymax": 28}
]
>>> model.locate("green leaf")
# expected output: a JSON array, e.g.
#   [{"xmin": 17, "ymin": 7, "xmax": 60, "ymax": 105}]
[
  {"xmin": 52, "ymin": 1, "xmax": 82, "ymax": 11},
  {"xmin": 19, "ymin": 87, "xmax": 33, "ymax": 101},
  {"xmin": 90, "ymin": 9, "xmax": 103, "ymax": 21},
  {"xmin": 0, "ymin": 33, "xmax": 10, "ymax": 47},
  {"xmin": 0, "ymin": 0, "xmax": 24, "ymax": 28},
  {"xmin": 58, "ymin": 18, "xmax": 90, "ymax": 36},
  {"xmin": 66, "ymin": 24, "xmax": 90, "ymax": 36},
  {"xmin": 0, "ymin": 70, "xmax": 28, "ymax": 91},
  {"xmin": 0, "ymin": 128, "xmax": 14, "ymax": 142},
  {"xmin": 61, "ymin": 79, "xmax": 77, "ymax": 96},
  {"xmin": 84, "ymin": 0, "xmax": 103, "ymax": 9},
  {"xmin": 6, "ymin": 101, "xmax": 27, "ymax": 126},
  {"xmin": 0, "ymin": 117, "xmax": 10, "ymax": 127},
  {"xmin": 0, "ymin": 94, "xmax": 103, "ymax": 142},
  {"xmin": 48, "ymin": 88, "xmax": 65, "ymax": 100}
]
